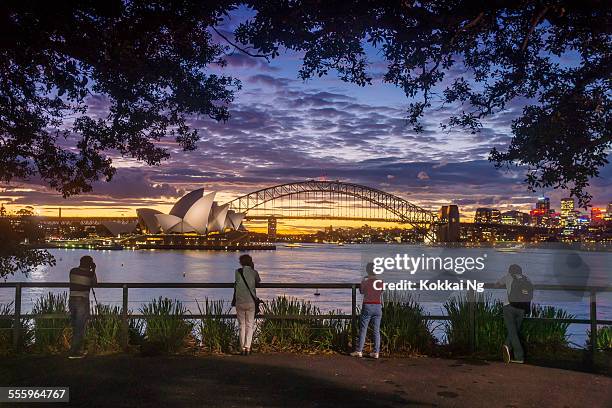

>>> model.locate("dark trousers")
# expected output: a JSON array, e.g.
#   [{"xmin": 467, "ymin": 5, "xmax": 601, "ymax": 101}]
[
  {"xmin": 69, "ymin": 297, "xmax": 90, "ymax": 354},
  {"xmin": 503, "ymin": 304, "xmax": 525, "ymax": 361}
]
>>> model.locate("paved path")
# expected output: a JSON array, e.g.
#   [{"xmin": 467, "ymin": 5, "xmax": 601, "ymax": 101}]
[{"xmin": 0, "ymin": 354, "xmax": 610, "ymax": 407}]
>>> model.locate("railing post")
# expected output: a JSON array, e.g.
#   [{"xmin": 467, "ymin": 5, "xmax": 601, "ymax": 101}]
[
  {"xmin": 12, "ymin": 283, "xmax": 22, "ymax": 351},
  {"xmin": 589, "ymin": 290, "xmax": 597, "ymax": 365},
  {"xmin": 351, "ymin": 284, "xmax": 357, "ymax": 349},
  {"xmin": 121, "ymin": 285, "xmax": 129, "ymax": 351},
  {"xmin": 467, "ymin": 288, "xmax": 476, "ymax": 353}
]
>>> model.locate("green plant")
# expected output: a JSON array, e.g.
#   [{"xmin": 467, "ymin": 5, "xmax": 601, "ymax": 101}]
[
  {"xmin": 443, "ymin": 294, "xmax": 574, "ymax": 357},
  {"xmin": 0, "ymin": 302, "xmax": 13, "ymax": 353},
  {"xmin": 196, "ymin": 298, "xmax": 237, "ymax": 353},
  {"xmin": 443, "ymin": 293, "xmax": 506, "ymax": 355},
  {"xmin": 140, "ymin": 297, "xmax": 193, "ymax": 353},
  {"xmin": 257, "ymin": 296, "xmax": 349, "ymax": 352},
  {"xmin": 379, "ymin": 292, "xmax": 435, "ymax": 355},
  {"xmin": 86, "ymin": 304, "xmax": 122, "ymax": 353},
  {"xmin": 523, "ymin": 304, "xmax": 573, "ymax": 351},
  {"xmin": 32, "ymin": 292, "xmax": 70, "ymax": 353},
  {"xmin": 586, "ymin": 326, "xmax": 611, "ymax": 352}
]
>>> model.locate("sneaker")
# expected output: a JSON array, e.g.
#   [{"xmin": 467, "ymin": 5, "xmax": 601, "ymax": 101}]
[
  {"xmin": 245, "ymin": 348, "xmax": 251, "ymax": 356},
  {"xmin": 510, "ymin": 359, "xmax": 524, "ymax": 364},
  {"xmin": 502, "ymin": 345, "xmax": 511, "ymax": 363},
  {"xmin": 369, "ymin": 352, "xmax": 379, "ymax": 359},
  {"xmin": 350, "ymin": 351, "xmax": 363, "ymax": 357}
]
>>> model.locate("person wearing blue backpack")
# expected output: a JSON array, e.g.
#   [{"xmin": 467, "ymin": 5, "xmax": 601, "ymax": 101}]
[{"xmin": 496, "ymin": 264, "xmax": 533, "ymax": 364}]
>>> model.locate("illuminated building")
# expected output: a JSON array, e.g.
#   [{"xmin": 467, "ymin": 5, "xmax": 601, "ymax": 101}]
[
  {"xmin": 560, "ymin": 198, "xmax": 575, "ymax": 227},
  {"xmin": 268, "ymin": 216, "xmax": 277, "ymax": 241},
  {"xmin": 501, "ymin": 210, "xmax": 530, "ymax": 226},
  {"xmin": 474, "ymin": 208, "xmax": 501, "ymax": 224},
  {"xmin": 136, "ymin": 188, "xmax": 245, "ymax": 236},
  {"xmin": 590, "ymin": 207, "xmax": 605, "ymax": 225}
]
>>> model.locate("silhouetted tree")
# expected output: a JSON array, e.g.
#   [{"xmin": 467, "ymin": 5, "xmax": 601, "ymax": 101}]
[
  {"xmin": 1, "ymin": 1, "xmax": 239, "ymax": 197},
  {"xmin": 0, "ymin": 218, "xmax": 54, "ymax": 278}
]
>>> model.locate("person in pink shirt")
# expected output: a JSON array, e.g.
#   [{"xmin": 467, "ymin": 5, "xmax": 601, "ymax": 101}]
[{"xmin": 351, "ymin": 262, "xmax": 383, "ymax": 359}]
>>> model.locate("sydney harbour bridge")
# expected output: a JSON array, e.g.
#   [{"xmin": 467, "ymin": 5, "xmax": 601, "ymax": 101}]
[
  {"xmin": 226, "ymin": 180, "xmax": 445, "ymax": 241},
  {"xmin": 43, "ymin": 180, "xmax": 454, "ymax": 242}
]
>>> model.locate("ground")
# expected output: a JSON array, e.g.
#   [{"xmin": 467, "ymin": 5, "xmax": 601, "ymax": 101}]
[{"xmin": 0, "ymin": 353, "xmax": 610, "ymax": 407}]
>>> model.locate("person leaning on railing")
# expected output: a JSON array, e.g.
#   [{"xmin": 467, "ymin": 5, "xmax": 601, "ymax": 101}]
[
  {"xmin": 351, "ymin": 262, "xmax": 383, "ymax": 359},
  {"xmin": 496, "ymin": 264, "xmax": 533, "ymax": 364},
  {"xmin": 68, "ymin": 256, "xmax": 97, "ymax": 359}
]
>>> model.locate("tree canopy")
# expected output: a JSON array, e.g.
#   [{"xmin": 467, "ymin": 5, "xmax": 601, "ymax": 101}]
[
  {"xmin": 1, "ymin": 1, "xmax": 239, "ymax": 197},
  {"xmin": 235, "ymin": 0, "xmax": 611, "ymax": 206},
  {"xmin": 0, "ymin": 1, "xmax": 609, "ymax": 207}
]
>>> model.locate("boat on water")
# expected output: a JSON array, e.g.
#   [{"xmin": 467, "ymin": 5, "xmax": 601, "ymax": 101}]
[
  {"xmin": 496, "ymin": 245, "xmax": 525, "ymax": 253},
  {"xmin": 284, "ymin": 243, "xmax": 302, "ymax": 248},
  {"xmin": 337, "ymin": 242, "xmax": 345, "ymax": 246}
]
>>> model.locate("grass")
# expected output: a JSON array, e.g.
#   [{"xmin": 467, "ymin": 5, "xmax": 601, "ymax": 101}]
[
  {"xmin": 196, "ymin": 298, "xmax": 237, "ymax": 353},
  {"xmin": 31, "ymin": 292, "xmax": 70, "ymax": 353},
  {"xmin": 140, "ymin": 297, "xmax": 193, "ymax": 354},
  {"xmin": 257, "ymin": 296, "xmax": 350, "ymax": 352},
  {"xmin": 379, "ymin": 292, "xmax": 435, "ymax": 355}
]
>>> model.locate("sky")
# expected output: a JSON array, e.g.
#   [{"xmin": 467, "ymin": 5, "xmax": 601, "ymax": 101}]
[{"xmin": 1, "ymin": 8, "xmax": 611, "ymax": 231}]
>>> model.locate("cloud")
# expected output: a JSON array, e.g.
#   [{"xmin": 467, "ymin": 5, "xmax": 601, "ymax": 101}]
[{"xmin": 417, "ymin": 171, "xmax": 430, "ymax": 180}]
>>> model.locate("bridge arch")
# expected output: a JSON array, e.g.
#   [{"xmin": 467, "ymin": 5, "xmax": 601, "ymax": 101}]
[{"xmin": 226, "ymin": 180, "xmax": 438, "ymax": 239}]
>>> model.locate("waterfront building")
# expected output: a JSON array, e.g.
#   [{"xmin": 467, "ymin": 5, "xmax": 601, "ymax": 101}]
[
  {"xmin": 136, "ymin": 188, "xmax": 245, "ymax": 236},
  {"xmin": 474, "ymin": 208, "xmax": 501, "ymax": 224},
  {"xmin": 501, "ymin": 210, "xmax": 530, "ymax": 226}
]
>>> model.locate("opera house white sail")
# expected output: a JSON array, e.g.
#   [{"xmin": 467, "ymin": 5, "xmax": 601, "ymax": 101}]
[{"xmin": 135, "ymin": 189, "xmax": 245, "ymax": 235}]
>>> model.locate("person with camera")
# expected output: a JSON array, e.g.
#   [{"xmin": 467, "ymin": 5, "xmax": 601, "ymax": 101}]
[{"xmin": 68, "ymin": 255, "xmax": 97, "ymax": 359}]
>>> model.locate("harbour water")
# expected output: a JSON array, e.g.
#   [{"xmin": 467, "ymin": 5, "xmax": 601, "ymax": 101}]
[{"xmin": 2, "ymin": 244, "xmax": 610, "ymax": 347}]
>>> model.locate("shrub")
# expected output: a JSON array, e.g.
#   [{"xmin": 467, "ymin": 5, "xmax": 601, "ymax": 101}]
[
  {"xmin": 443, "ymin": 294, "xmax": 573, "ymax": 356},
  {"xmin": 257, "ymin": 296, "xmax": 349, "ymax": 352},
  {"xmin": 86, "ymin": 304, "xmax": 122, "ymax": 353},
  {"xmin": 443, "ymin": 292, "xmax": 505, "ymax": 355},
  {"xmin": 196, "ymin": 298, "xmax": 237, "ymax": 353},
  {"xmin": 140, "ymin": 297, "xmax": 193, "ymax": 354},
  {"xmin": 523, "ymin": 304, "xmax": 573, "ymax": 352},
  {"xmin": 379, "ymin": 292, "xmax": 435, "ymax": 355},
  {"xmin": 587, "ymin": 326, "xmax": 612, "ymax": 352},
  {"xmin": 32, "ymin": 292, "xmax": 70, "ymax": 353},
  {"xmin": 0, "ymin": 302, "xmax": 13, "ymax": 354}
]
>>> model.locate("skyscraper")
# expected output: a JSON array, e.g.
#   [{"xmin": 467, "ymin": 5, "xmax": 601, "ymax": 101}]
[{"xmin": 560, "ymin": 198, "xmax": 575, "ymax": 227}]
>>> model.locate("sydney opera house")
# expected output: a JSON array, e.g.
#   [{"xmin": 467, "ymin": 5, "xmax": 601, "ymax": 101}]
[
  {"xmin": 107, "ymin": 189, "xmax": 270, "ymax": 249},
  {"xmin": 136, "ymin": 188, "xmax": 245, "ymax": 235}
]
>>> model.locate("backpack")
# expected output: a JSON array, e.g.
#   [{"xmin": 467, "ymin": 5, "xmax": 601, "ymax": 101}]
[{"xmin": 509, "ymin": 275, "xmax": 533, "ymax": 313}]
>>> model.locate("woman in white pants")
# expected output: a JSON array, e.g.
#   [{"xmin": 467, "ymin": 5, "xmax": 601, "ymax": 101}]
[{"xmin": 234, "ymin": 254, "xmax": 261, "ymax": 355}]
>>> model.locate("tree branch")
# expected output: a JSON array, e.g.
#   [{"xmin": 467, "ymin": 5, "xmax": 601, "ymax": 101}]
[
  {"xmin": 212, "ymin": 27, "xmax": 272, "ymax": 61},
  {"xmin": 521, "ymin": 7, "xmax": 549, "ymax": 51}
]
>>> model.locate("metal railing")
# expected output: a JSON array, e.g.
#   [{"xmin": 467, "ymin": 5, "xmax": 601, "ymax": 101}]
[{"xmin": 1, "ymin": 281, "xmax": 610, "ymax": 361}]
